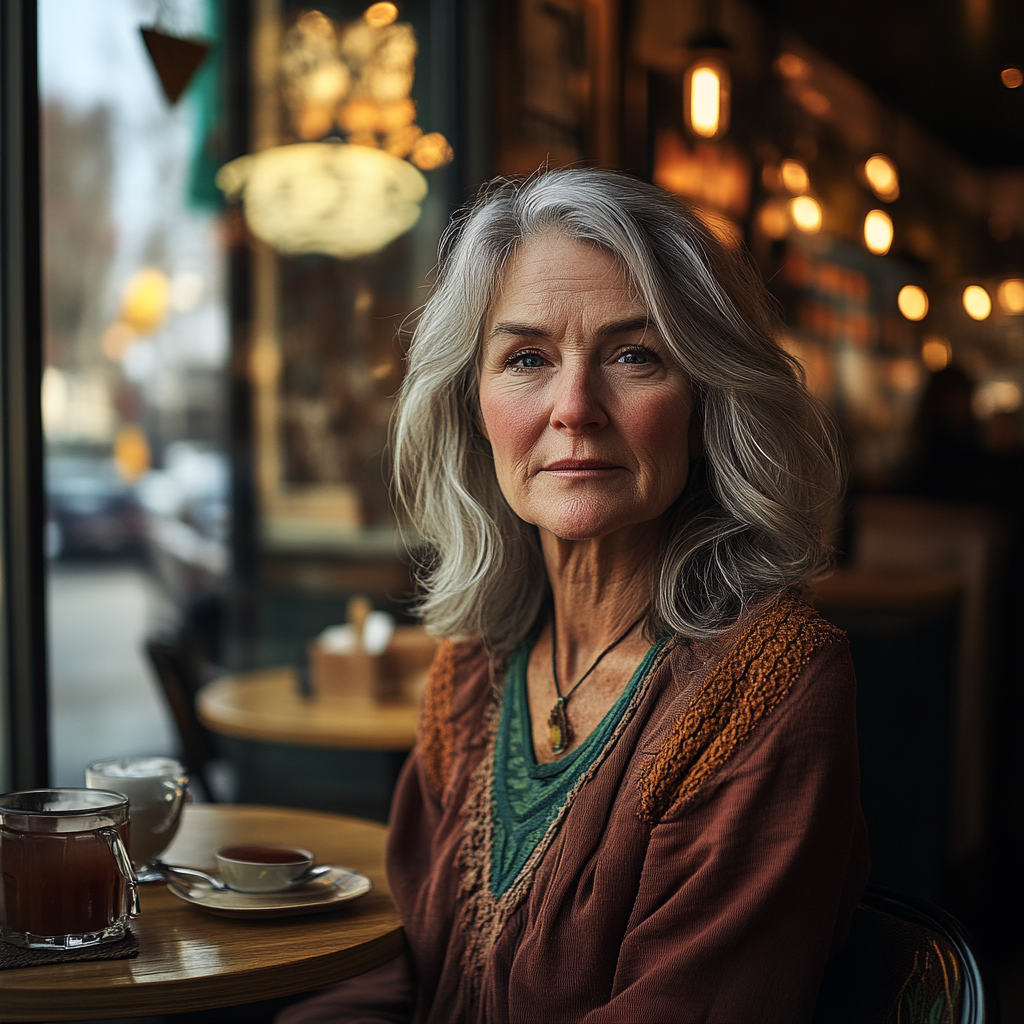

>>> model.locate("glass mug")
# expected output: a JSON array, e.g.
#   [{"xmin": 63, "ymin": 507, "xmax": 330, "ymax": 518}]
[
  {"xmin": 0, "ymin": 789, "xmax": 140, "ymax": 949},
  {"xmin": 86, "ymin": 756, "xmax": 189, "ymax": 881}
]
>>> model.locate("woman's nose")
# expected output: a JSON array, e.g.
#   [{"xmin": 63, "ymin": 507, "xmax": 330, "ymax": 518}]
[{"xmin": 549, "ymin": 364, "xmax": 608, "ymax": 433}]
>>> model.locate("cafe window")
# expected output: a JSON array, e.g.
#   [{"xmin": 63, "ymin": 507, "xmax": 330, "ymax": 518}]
[
  {"xmin": 39, "ymin": 0, "xmax": 228, "ymax": 786},
  {"xmin": 35, "ymin": 0, "xmax": 465, "ymax": 792}
]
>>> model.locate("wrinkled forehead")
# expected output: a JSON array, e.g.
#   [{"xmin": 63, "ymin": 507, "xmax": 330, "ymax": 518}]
[{"xmin": 483, "ymin": 231, "xmax": 648, "ymax": 328}]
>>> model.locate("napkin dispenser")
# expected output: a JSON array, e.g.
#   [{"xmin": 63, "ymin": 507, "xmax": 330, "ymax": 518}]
[{"xmin": 309, "ymin": 597, "xmax": 438, "ymax": 704}]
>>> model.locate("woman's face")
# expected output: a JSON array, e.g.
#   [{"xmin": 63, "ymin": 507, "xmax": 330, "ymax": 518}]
[{"xmin": 479, "ymin": 233, "xmax": 695, "ymax": 543}]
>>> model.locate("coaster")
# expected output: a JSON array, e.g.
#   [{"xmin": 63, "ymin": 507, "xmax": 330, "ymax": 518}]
[{"xmin": 0, "ymin": 930, "xmax": 138, "ymax": 971}]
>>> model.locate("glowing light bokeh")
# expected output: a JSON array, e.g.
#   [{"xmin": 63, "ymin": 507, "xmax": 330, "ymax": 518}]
[
  {"xmin": 974, "ymin": 380, "xmax": 1022, "ymax": 418},
  {"xmin": 921, "ymin": 337, "xmax": 951, "ymax": 372},
  {"xmin": 1001, "ymin": 67, "xmax": 1023, "ymax": 89},
  {"xmin": 410, "ymin": 132, "xmax": 454, "ymax": 170},
  {"xmin": 688, "ymin": 65, "xmax": 723, "ymax": 138},
  {"xmin": 113, "ymin": 423, "xmax": 151, "ymax": 483},
  {"xmin": 774, "ymin": 53, "xmax": 809, "ymax": 80},
  {"xmin": 217, "ymin": 143, "xmax": 428, "ymax": 259},
  {"xmin": 364, "ymin": 3, "xmax": 399, "ymax": 28},
  {"xmin": 997, "ymin": 278, "xmax": 1024, "ymax": 314},
  {"xmin": 120, "ymin": 268, "xmax": 170, "ymax": 335},
  {"xmin": 758, "ymin": 200, "xmax": 789, "ymax": 239},
  {"xmin": 789, "ymin": 196, "xmax": 822, "ymax": 233},
  {"xmin": 863, "ymin": 209, "xmax": 893, "ymax": 255},
  {"xmin": 864, "ymin": 154, "xmax": 899, "ymax": 201},
  {"xmin": 897, "ymin": 285, "xmax": 928, "ymax": 321},
  {"xmin": 780, "ymin": 159, "xmax": 809, "ymax": 194},
  {"xmin": 962, "ymin": 285, "xmax": 992, "ymax": 321}
]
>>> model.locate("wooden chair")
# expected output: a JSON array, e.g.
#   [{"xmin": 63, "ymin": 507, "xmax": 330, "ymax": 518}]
[
  {"xmin": 814, "ymin": 884, "xmax": 992, "ymax": 1024},
  {"xmin": 145, "ymin": 634, "xmax": 223, "ymax": 801}
]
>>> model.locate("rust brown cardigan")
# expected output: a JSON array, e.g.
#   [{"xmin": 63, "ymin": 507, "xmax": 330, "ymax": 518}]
[{"xmin": 280, "ymin": 594, "xmax": 869, "ymax": 1024}]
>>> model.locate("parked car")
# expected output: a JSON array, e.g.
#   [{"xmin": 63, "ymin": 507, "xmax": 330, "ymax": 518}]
[{"xmin": 46, "ymin": 444, "xmax": 146, "ymax": 558}]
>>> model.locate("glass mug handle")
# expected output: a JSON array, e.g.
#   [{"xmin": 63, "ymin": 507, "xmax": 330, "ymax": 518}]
[
  {"xmin": 154, "ymin": 776, "xmax": 188, "ymax": 835},
  {"xmin": 98, "ymin": 826, "xmax": 141, "ymax": 917}
]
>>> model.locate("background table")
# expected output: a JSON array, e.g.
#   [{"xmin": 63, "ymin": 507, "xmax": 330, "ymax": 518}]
[
  {"xmin": 0, "ymin": 804, "xmax": 403, "ymax": 1022},
  {"xmin": 197, "ymin": 668, "xmax": 419, "ymax": 751},
  {"xmin": 197, "ymin": 669, "xmax": 419, "ymax": 821}
]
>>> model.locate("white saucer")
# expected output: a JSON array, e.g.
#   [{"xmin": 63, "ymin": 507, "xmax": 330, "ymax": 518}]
[{"xmin": 166, "ymin": 866, "xmax": 372, "ymax": 919}]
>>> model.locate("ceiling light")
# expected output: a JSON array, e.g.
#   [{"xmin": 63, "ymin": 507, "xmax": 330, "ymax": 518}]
[
  {"xmin": 897, "ymin": 285, "xmax": 928, "ymax": 321},
  {"xmin": 863, "ymin": 209, "xmax": 893, "ymax": 255},
  {"xmin": 962, "ymin": 285, "xmax": 992, "ymax": 320},
  {"xmin": 789, "ymin": 196, "xmax": 822, "ymax": 233},
  {"xmin": 217, "ymin": 143, "xmax": 428, "ymax": 259},
  {"xmin": 685, "ymin": 59, "xmax": 729, "ymax": 139}
]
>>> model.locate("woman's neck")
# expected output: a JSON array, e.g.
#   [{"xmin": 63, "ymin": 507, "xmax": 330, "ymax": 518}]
[{"xmin": 539, "ymin": 524, "xmax": 656, "ymax": 674}]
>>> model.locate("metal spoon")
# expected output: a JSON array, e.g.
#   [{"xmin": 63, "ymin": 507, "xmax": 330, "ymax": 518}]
[
  {"xmin": 153, "ymin": 861, "xmax": 229, "ymax": 891},
  {"xmin": 154, "ymin": 860, "xmax": 333, "ymax": 891}
]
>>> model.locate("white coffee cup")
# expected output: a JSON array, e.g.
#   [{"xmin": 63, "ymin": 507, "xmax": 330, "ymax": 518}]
[{"xmin": 215, "ymin": 845, "xmax": 314, "ymax": 893}]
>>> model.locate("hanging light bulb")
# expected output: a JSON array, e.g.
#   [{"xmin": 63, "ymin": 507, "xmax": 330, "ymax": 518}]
[
  {"xmin": 685, "ymin": 56, "xmax": 730, "ymax": 139},
  {"xmin": 683, "ymin": 7, "xmax": 732, "ymax": 141},
  {"xmin": 864, "ymin": 209, "xmax": 893, "ymax": 255}
]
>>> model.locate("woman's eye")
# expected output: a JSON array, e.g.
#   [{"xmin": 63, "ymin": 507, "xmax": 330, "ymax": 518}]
[
  {"xmin": 618, "ymin": 347, "xmax": 652, "ymax": 364},
  {"xmin": 507, "ymin": 351, "xmax": 546, "ymax": 369}
]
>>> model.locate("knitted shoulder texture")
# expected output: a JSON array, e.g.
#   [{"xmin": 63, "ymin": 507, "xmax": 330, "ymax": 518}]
[{"xmin": 419, "ymin": 593, "xmax": 845, "ymax": 819}]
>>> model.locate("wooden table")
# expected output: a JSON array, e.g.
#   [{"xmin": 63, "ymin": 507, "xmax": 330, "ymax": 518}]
[
  {"xmin": 197, "ymin": 668, "xmax": 419, "ymax": 751},
  {"xmin": 0, "ymin": 805, "xmax": 403, "ymax": 1021}
]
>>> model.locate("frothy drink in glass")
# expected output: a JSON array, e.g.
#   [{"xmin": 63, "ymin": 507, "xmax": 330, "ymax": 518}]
[{"xmin": 86, "ymin": 757, "xmax": 189, "ymax": 873}]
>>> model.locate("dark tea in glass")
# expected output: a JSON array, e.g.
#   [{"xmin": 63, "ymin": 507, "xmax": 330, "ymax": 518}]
[{"xmin": 0, "ymin": 789, "xmax": 139, "ymax": 949}]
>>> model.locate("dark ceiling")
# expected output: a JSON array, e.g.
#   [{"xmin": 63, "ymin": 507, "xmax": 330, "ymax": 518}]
[{"xmin": 747, "ymin": 0, "xmax": 1024, "ymax": 168}]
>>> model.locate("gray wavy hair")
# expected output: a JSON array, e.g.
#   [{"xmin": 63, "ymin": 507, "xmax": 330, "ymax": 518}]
[{"xmin": 392, "ymin": 168, "xmax": 845, "ymax": 650}]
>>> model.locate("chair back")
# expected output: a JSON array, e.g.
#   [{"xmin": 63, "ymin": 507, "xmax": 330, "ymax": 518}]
[
  {"xmin": 814, "ymin": 884, "xmax": 990, "ymax": 1024},
  {"xmin": 145, "ymin": 635, "xmax": 221, "ymax": 801}
]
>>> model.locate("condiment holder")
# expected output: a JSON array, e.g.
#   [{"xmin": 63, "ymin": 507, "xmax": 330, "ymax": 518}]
[{"xmin": 309, "ymin": 596, "xmax": 437, "ymax": 703}]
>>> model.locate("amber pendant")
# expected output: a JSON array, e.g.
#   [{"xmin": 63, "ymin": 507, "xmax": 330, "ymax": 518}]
[{"xmin": 548, "ymin": 697, "xmax": 571, "ymax": 754}]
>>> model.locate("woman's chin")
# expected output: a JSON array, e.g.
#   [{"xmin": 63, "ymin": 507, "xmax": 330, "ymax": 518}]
[{"xmin": 533, "ymin": 508, "xmax": 640, "ymax": 544}]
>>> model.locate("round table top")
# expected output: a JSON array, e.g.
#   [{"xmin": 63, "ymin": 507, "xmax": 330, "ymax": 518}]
[
  {"xmin": 0, "ymin": 804, "xmax": 404, "ymax": 1022},
  {"xmin": 197, "ymin": 667, "xmax": 420, "ymax": 750}
]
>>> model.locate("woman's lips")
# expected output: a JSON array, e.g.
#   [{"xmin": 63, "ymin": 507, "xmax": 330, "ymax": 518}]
[{"xmin": 542, "ymin": 459, "xmax": 623, "ymax": 476}]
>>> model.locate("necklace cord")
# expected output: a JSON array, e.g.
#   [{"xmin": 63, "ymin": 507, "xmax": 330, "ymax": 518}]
[{"xmin": 551, "ymin": 611, "xmax": 646, "ymax": 704}]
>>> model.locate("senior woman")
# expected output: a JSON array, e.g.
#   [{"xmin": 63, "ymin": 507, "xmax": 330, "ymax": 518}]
[{"xmin": 280, "ymin": 169, "xmax": 868, "ymax": 1024}]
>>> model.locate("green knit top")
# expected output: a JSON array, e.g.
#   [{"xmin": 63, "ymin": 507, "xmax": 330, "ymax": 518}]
[{"xmin": 489, "ymin": 635, "xmax": 669, "ymax": 898}]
